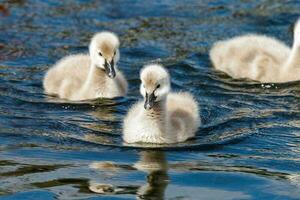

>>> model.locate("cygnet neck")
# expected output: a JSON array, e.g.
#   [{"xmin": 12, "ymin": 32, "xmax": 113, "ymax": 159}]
[
  {"xmin": 144, "ymin": 96, "xmax": 168, "ymax": 134},
  {"xmin": 83, "ymin": 62, "xmax": 108, "ymax": 95},
  {"xmin": 284, "ymin": 38, "xmax": 300, "ymax": 71},
  {"xmin": 145, "ymin": 98, "xmax": 166, "ymax": 117}
]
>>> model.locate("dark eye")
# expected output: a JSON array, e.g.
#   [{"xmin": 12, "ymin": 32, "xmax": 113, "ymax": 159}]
[
  {"xmin": 114, "ymin": 51, "xmax": 116, "ymax": 56},
  {"xmin": 157, "ymin": 84, "xmax": 160, "ymax": 89},
  {"xmin": 98, "ymin": 52, "xmax": 102, "ymax": 56}
]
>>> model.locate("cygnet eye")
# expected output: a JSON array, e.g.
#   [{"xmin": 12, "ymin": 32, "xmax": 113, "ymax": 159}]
[
  {"xmin": 98, "ymin": 52, "xmax": 103, "ymax": 57},
  {"xmin": 113, "ymin": 51, "xmax": 116, "ymax": 56},
  {"xmin": 156, "ymin": 84, "xmax": 160, "ymax": 89}
]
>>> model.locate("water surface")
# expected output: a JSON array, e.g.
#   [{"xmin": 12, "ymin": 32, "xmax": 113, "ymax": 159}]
[{"xmin": 1, "ymin": 0, "xmax": 300, "ymax": 199}]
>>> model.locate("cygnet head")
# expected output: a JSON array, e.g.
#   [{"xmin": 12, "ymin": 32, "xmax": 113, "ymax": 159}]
[
  {"xmin": 140, "ymin": 64, "xmax": 170, "ymax": 110},
  {"xmin": 294, "ymin": 18, "xmax": 300, "ymax": 46},
  {"xmin": 89, "ymin": 31, "xmax": 120, "ymax": 78}
]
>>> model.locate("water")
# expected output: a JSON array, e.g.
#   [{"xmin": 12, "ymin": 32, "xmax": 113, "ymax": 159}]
[{"xmin": 1, "ymin": 0, "xmax": 300, "ymax": 199}]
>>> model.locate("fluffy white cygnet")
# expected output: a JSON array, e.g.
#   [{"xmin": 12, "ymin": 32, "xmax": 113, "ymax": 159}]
[
  {"xmin": 123, "ymin": 64, "xmax": 200, "ymax": 144},
  {"xmin": 210, "ymin": 18, "xmax": 300, "ymax": 83},
  {"xmin": 43, "ymin": 32, "xmax": 128, "ymax": 100}
]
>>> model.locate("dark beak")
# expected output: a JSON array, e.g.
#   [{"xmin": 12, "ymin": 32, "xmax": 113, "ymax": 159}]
[
  {"xmin": 144, "ymin": 92, "xmax": 156, "ymax": 110},
  {"xmin": 104, "ymin": 59, "xmax": 116, "ymax": 79}
]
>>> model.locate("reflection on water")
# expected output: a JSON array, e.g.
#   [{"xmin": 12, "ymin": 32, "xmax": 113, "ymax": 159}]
[
  {"xmin": 89, "ymin": 151, "xmax": 169, "ymax": 199},
  {"xmin": 135, "ymin": 152, "xmax": 168, "ymax": 200},
  {"xmin": 1, "ymin": 149, "xmax": 299, "ymax": 199},
  {"xmin": 88, "ymin": 150, "xmax": 300, "ymax": 199}
]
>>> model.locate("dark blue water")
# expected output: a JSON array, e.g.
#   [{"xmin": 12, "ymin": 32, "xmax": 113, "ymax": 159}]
[{"xmin": 1, "ymin": 0, "xmax": 300, "ymax": 199}]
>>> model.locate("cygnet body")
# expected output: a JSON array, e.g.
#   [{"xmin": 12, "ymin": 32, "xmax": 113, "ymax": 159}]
[
  {"xmin": 43, "ymin": 32, "xmax": 127, "ymax": 100},
  {"xmin": 210, "ymin": 18, "xmax": 300, "ymax": 83},
  {"xmin": 123, "ymin": 64, "xmax": 200, "ymax": 144}
]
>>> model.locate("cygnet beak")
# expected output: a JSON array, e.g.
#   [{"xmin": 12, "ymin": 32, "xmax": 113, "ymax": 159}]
[
  {"xmin": 104, "ymin": 59, "xmax": 116, "ymax": 78},
  {"xmin": 144, "ymin": 92, "xmax": 156, "ymax": 110}
]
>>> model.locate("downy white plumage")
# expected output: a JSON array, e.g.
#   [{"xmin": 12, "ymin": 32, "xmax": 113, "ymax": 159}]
[
  {"xmin": 43, "ymin": 31, "xmax": 127, "ymax": 100},
  {"xmin": 210, "ymin": 18, "xmax": 300, "ymax": 83},
  {"xmin": 123, "ymin": 64, "xmax": 200, "ymax": 144}
]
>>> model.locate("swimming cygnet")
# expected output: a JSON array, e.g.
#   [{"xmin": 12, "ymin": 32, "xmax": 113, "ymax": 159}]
[
  {"xmin": 210, "ymin": 18, "xmax": 300, "ymax": 83},
  {"xmin": 43, "ymin": 31, "xmax": 128, "ymax": 100},
  {"xmin": 123, "ymin": 64, "xmax": 200, "ymax": 144}
]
